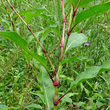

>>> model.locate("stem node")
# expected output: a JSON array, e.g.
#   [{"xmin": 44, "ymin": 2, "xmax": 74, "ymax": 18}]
[
  {"xmin": 42, "ymin": 48, "xmax": 46, "ymax": 54},
  {"xmin": 53, "ymin": 70, "xmax": 56, "ymax": 76},
  {"xmin": 10, "ymin": 5, "xmax": 13, "ymax": 9},
  {"xmin": 53, "ymin": 99, "xmax": 59, "ymax": 106}
]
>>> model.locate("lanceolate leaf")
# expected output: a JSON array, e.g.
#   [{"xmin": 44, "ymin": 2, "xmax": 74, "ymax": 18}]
[
  {"xmin": 66, "ymin": 32, "xmax": 88, "ymax": 52},
  {"xmin": 39, "ymin": 67, "xmax": 54, "ymax": 110},
  {"xmin": 0, "ymin": 32, "xmax": 28, "ymax": 51},
  {"xmin": 74, "ymin": 2, "xmax": 110, "ymax": 25},
  {"xmin": 29, "ymin": 52, "xmax": 47, "ymax": 69},
  {"xmin": 0, "ymin": 32, "xmax": 47, "ymax": 69},
  {"xmin": 69, "ymin": 60, "xmax": 110, "ymax": 90}
]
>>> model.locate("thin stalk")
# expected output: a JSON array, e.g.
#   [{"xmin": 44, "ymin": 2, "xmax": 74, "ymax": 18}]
[
  {"xmin": 60, "ymin": 0, "xmax": 66, "ymax": 61},
  {"xmin": 53, "ymin": 86, "xmax": 59, "ymax": 109},
  {"xmin": 69, "ymin": 5, "xmax": 74, "ymax": 30},
  {"xmin": 57, "ymin": 0, "xmax": 81, "ymax": 104},
  {"xmin": 53, "ymin": 1, "xmax": 66, "ymax": 109},
  {"xmin": 1, "ymin": 0, "xmax": 16, "ymax": 31},
  {"xmin": 69, "ymin": 0, "xmax": 81, "ymax": 33},
  {"xmin": 59, "ymin": 89, "xmax": 71, "ymax": 102},
  {"xmin": 54, "ymin": 106, "xmax": 57, "ymax": 110},
  {"xmin": 63, "ymin": 0, "xmax": 81, "ymax": 56},
  {"xmin": 58, "ymin": 64, "xmax": 62, "ymax": 77},
  {"xmin": 6, "ymin": 0, "xmax": 56, "ymax": 74}
]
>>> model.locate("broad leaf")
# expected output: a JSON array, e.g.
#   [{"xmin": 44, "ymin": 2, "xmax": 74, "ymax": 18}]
[
  {"xmin": 0, "ymin": 32, "xmax": 47, "ymax": 69},
  {"xmin": 0, "ymin": 32, "xmax": 28, "ymax": 51},
  {"xmin": 74, "ymin": 2, "xmax": 110, "ymax": 25},
  {"xmin": 66, "ymin": 32, "xmax": 88, "ymax": 52},
  {"xmin": 79, "ymin": 0, "xmax": 94, "ymax": 8},
  {"xmin": 29, "ymin": 52, "xmax": 47, "ymax": 69},
  {"xmin": 100, "ymin": 60, "xmax": 110, "ymax": 72},
  {"xmin": 69, "ymin": 60, "xmax": 110, "ymax": 90},
  {"xmin": 38, "ymin": 67, "xmax": 54, "ymax": 110},
  {"xmin": 30, "ymin": 91, "xmax": 46, "ymax": 105},
  {"xmin": 0, "ymin": 105, "xmax": 8, "ymax": 110}
]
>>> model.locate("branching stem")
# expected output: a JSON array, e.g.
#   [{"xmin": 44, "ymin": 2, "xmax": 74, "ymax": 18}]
[
  {"xmin": 63, "ymin": 0, "xmax": 81, "ymax": 55},
  {"xmin": 6, "ymin": 0, "xmax": 56, "ymax": 75}
]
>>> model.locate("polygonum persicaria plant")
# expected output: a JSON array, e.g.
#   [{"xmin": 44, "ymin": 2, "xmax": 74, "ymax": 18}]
[{"xmin": 1, "ymin": 0, "xmax": 110, "ymax": 110}]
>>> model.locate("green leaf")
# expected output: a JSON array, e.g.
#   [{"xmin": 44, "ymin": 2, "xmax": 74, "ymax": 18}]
[
  {"xmin": 0, "ymin": 105, "xmax": 8, "ymax": 110},
  {"xmin": 69, "ymin": 60, "xmax": 110, "ymax": 90},
  {"xmin": 0, "ymin": 32, "xmax": 28, "ymax": 51},
  {"xmin": 100, "ymin": 60, "xmax": 110, "ymax": 72},
  {"xmin": 70, "ymin": 66, "xmax": 101, "ymax": 89},
  {"xmin": 30, "ymin": 91, "xmax": 46, "ymax": 105},
  {"xmin": 75, "ymin": 2, "xmax": 110, "ymax": 25},
  {"xmin": 0, "ymin": 32, "xmax": 47, "ymax": 69},
  {"xmin": 38, "ymin": 67, "xmax": 54, "ymax": 109},
  {"xmin": 79, "ymin": 0, "xmax": 94, "ymax": 8},
  {"xmin": 25, "ymin": 8, "xmax": 46, "ymax": 22},
  {"xmin": 25, "ymin": 104, "xmax": 42, "ymax": 110},
  {"xmin": 13, "ymin": 8, "xmax": 47, "ymax": 23},
  {"xmin": 60, "ymin": 75, "xmax": 73, "ymax": 80},
  {"xmin": 29, "ymin": 52, "xmax": 47, "ymax": 69},
  {"xmin": 66, "ymin": 32, "xmax": 88, "ymax": 52},
  {"xmin": 22, "ymin": 51, "xmax": 31, "ymax": 63}
]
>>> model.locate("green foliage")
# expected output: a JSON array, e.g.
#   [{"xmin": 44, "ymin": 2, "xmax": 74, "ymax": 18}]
[
  {"xmin": 37, "ymin": 67, "xmax": 54, "ymax": 109},
  {"xmin": 0, "ymin": 0, "xmax": 110, "ymax": 110},
  {"xmin": 66, "ymin": 32, "xmax": 88, "ymax": 52},
  {"xmin": 0, "ymin": 105, "xmax": 8, "ymax": 110},
  {"xmin": 70, "ymin": 61, "xmax": 110, "ymax": 89},
  {"xmin": 13, "ymin": 8, "xmax": 47, "ymax": 23},
  {"xmin": 0, "ymin": 32, "xmax": 48, "ymax": 69},
  {"xmin": 75, "ymin": 2, "xmax": 110, "ymax": 25}
]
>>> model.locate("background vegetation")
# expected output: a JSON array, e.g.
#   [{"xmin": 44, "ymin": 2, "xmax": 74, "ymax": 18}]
[{"xmin": 0, "ymin": 0, "xmax": 110, "ymax": 110}]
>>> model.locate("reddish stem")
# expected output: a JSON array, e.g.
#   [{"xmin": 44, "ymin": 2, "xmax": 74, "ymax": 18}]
[
  {"xmin": 60, "ymin": 0, "xmax": 66, "ymax": 61},
  {"xmin": 59, "ymin": 89, "xmax": 71, "ymax": 102},
  {"xmin": 69, "ymin": 0, "xmax": 81, "ymax": 33}
]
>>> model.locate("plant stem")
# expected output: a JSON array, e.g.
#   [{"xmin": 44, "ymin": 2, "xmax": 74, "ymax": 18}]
[
  {"xmin": 1, "ymin": 0, "xmax": 16, "ymax": 31},
  {"xmin": 60, "ymin": 0, "xmax": 66, "ymax": 61},
  {"xmin": 59, "ymin": 89, "xmax": 71, "ymax": 102},
  {"xmin": 53, "ymin": 86, "xmax": 59, "ymax": 110},
  {"xmin": 57, "ymin": 0, "xmax": 81, "ymax": 104},
  {"xmin": 6, "ymin": 0, "xmax": 56, "ymax": 74},
  {"xmin": 54, "ymin": 106, "xmax": 57, "ymax": 110},
  {"xmin": 63, "ymin": 0, "xmax": 81, "ymax": 56}
]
